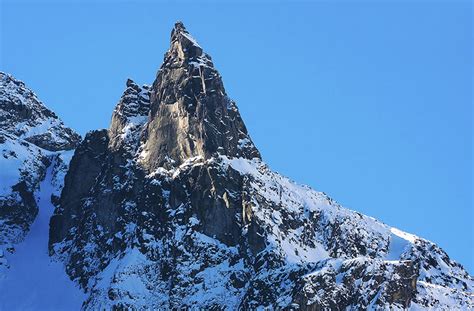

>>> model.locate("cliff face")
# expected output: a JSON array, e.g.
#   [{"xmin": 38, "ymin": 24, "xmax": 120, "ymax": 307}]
[
  {"xmin": 141, "ymin": 21, "xmax": 260, "ymax": 171},
  {"xmin": 47, "ymin": 23, "xmax": 473, "ymax": 310}
]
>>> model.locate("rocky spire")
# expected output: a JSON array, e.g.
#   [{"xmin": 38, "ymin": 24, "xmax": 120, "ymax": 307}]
[
  {"xmin": 169, "ymin": 21, "xmax": 204, "ymax": 62},
  {"xmin": 108, "ymin": 79, "xmax": 150, "ymax": 151},
  {"xmin": 140, "ymin": 22, "xmax": 260, "ymax": 171}
]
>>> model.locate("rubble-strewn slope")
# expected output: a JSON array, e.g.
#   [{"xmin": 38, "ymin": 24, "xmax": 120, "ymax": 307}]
[{"xmin": 48, "ymin": 22, "xmax": 473, "ymax": 310}]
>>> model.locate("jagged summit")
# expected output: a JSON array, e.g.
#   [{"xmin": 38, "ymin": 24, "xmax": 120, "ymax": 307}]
[
  {"xmin": 108, "ymin": 79, "xmax": 150, "ymax": 151},
  {"xmin": 125, "ymin": 78, "xmax": 138, "ymax": 88},
  {"xmin": 161, "ymin": 21, "xmax": 210, "ymax": 76},
  {"xmin": 140, "ymin": 22, "xmax": 260, "ymax": 171},
  {"xmin": 110, "ymin": 79, "xmax": 150, "ymax": 124},
  {"xmin": 100, "ymin": 22, "xmax": 260, "ymax": 171},
  {"xmin": 169, "ymin": 21, "xmax": 203, "ymax": 59}
]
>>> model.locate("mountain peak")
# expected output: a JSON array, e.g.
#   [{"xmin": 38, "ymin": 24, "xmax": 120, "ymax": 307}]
[
  {"xmin": 108, "ymin": 79, "xmax": 150, "ymax": 151},
  {"xmin": 125, "ymin": 78, "xmax": 138, "ymax": 89},
  {"xmin": 165, "ymin": 21, "xmax": 206, "ymax": 69},
  {"xmin": 41, "ymin": 23, "xmax": 474, "ymax": 310},
  {"xmin": 171, "ymin": 21, "xmax": 202, "ymax": 48},
  {"xmin": 173, "ymin": 21, "xmax": 186, "ymax": 31},
  {"xmin": 140, "ymin": 23, "xmax": 260, "ymax": 171},
  {"xmin": 171, "ymin": 21, "xmax": 188, "ymax": 38}
]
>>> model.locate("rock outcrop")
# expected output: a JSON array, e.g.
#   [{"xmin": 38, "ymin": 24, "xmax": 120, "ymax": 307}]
[{"xmin": 47, "ymin": 22, "xmax": 473, "ymax": 310}]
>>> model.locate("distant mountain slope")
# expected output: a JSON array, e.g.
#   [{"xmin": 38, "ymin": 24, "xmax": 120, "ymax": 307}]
[
  {"xmin": 0, "ymin": 72, "xmax": 80, "ymax": 279},
  {"xmin": 0, "ymin": 72, "xmax": 80, "ymax": 151},
  {"xmin": 47, "ymin": 22, "xmax": 473, "ymax": 310}
]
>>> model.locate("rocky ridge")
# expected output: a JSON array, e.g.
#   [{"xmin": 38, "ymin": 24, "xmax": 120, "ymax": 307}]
[{"xmin": 46, "ymin": 22, "xmax": 474, "ymax": 310}]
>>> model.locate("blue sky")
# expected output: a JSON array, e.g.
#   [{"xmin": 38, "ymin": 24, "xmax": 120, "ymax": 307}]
[{"xmin": 1, "ymin": 1, "xmax": 472, "ymax": 272}]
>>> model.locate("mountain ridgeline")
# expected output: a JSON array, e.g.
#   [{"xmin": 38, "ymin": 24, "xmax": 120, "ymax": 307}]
[{"xmin": 0, "ymin": 22, "xmax": 472, "ymax": 310}]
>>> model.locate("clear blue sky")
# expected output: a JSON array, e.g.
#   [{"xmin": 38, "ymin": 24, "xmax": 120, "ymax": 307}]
[{"xmin": 1, "ymin": 0, "xmax": 472, "ymax": 272}]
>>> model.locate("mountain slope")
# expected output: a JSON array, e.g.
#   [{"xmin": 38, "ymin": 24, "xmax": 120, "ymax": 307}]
[
  {"xmin": 48, "ymin": 22, "xmax": 473, "ymax": 310},
  {"xmin": 0, "ymin": 72, "xmax": 84, "ymax": 307},
  {"xmin": 0, "ymin": 72, "xmax": 81, "ymax": 247}
]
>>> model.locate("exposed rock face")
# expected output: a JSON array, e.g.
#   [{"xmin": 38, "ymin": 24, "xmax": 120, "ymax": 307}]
[
  {"xmin": 48, "ymin": 22, "xmax": 473, "ymax": 310},
  {"xmin": 0, "ymin": 72, "xmax": 80, "ymax": 265},
  {"xmin": 141, "ymin": 21, "xmax": 260, "ymax": 171}
]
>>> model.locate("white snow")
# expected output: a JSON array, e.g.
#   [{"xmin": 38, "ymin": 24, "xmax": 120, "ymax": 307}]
[
  {"xmin": 237, "ymin": 138, "xmax": 251, "ymax": 150},
  {"xmin": 279, "ymin": 237, "xmax": 329, "ymax": 264},
  {"xmin": 385, "ymin": 228, "xmax": 418, "ymax": 261},
  {"xmin": 412, "ymin": 281, "xmax": 474, "ymax": 310},
  {"xmin": 15, "ymin": 117, "xmax": 62, "ymax": 140},
  {"xmin": 89, "ymin": 248, "xmax": 155, "ymax": 308},
  {"xmin": 385, "ymin": 232, "xmax": 410, "ymax": 261},
  {"xmin": 390, "ymin": 227, "xmax": 418, "ymax": 244},
  {"xmin": 0, "ymin": 160, "xmax": 86, "ymax": 310},
  {"xmin": 0, "ymin": 133, "xmax": 53, "ymax": 202}
]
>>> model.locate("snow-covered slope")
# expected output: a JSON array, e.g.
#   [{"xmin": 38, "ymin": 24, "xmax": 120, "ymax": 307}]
[
  {"xmin": 0, "ymin": 72, "xmax": 80, "ymax": 248},
  {"xmin": 0, "ymin": 132, "xmax": 48, "ymax": 246},
  {"xmin": 47, "ymin": 22, "xmax": 473, "ymax": 310},
  {"xmin": 0, "ymin": 72, "xmax": 83, "ymax": 307},
  {"xmin": 0, "ymin": 154, "xmax": 85, "ymax": 309}
]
